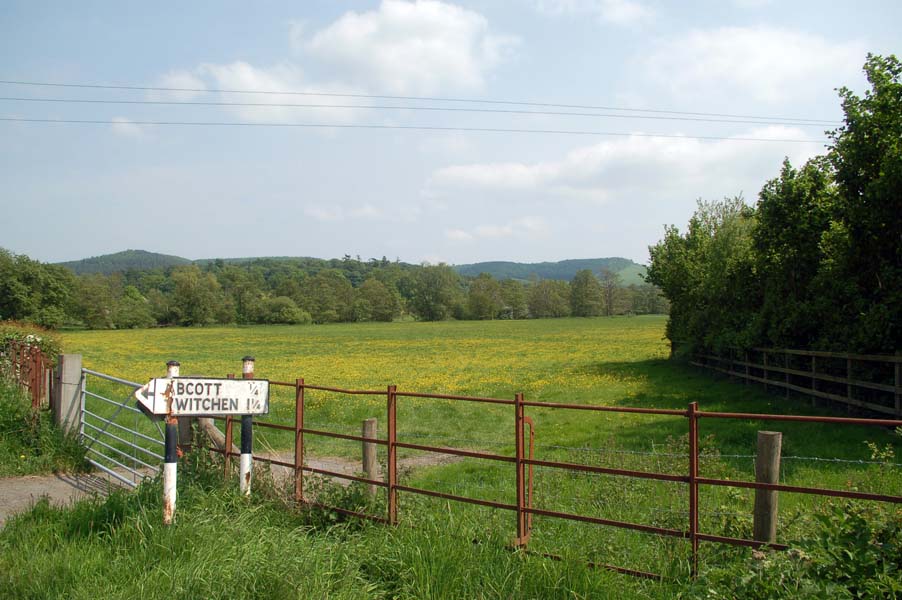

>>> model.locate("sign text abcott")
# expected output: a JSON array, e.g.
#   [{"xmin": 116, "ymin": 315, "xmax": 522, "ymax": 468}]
[{"xmin": 136, "ymin": 378, "xmax": 270, "ymax": 416}]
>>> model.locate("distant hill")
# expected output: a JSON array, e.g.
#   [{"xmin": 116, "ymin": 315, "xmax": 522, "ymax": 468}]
[
  {"xmin": 454, "ymin": 258, "xmax": 647, "ymax": 285},
  {"xmin": 57, "ymin": 250, "xmax": 647, "ymax": 284},
  {"xmin": 58, "ymin": 249, "xmax": 192, "ymax": 274}
]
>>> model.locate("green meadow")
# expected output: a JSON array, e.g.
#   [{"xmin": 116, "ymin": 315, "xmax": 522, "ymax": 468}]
[{"xmin": 2, "ymin": 316, "xmax": 899, "ymax": 598}]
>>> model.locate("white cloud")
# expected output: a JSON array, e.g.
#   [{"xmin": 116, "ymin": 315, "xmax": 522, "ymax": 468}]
[
  {"xmin": 156, "ymin": 1, "xmax": 515, "ymax": 125},
  {"xmin": 349, "ymin": 204, "xmax": 383, "ymax": 219},
  {"xmin": 445, "ymin": 228, "xmax": 473, "ymax": 241},
  {"xmin": 193, "ymin": 61, "xmax": 368, "ymax": 124},
  {"xmin": 533, "ymin": 0, "xmax": 654, "ymax": 25},
  {"xmin": 429, "ymin": 127, "xmax": 824, "ymax": 204},
  {"xmin": 304, "ymin": 205, "xmax": 344, "ymax": 222},
  {"xmin": 110, "ymin": 117, "xmax": 144, "ymax": 138},
  {"xmin": 641, "ymin": 26, "xmax": 864, "ymax": 104},
  {"xmin": 149, "ymin": 70, "xmax": 207, "ymax": 102},
  {"xmin": 304, "ymin": 0, "xmax": 519, "ymax": 94},
  {"xmin": 304, "ymin": 203, "xmax": 416, "ymax": 223},
  {"xmin": 447, "ymin": 217, "xmax": 549, "ymax": 242}
]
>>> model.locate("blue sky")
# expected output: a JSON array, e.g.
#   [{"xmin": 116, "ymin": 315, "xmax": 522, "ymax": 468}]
[{"xmin": 1, "ymin": 1, "xmax": 898, "ymax": 265}]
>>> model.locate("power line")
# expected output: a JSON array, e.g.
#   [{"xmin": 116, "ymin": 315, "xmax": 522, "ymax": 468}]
[
  {"xmin": 0, "ymin": 78, "xmax": 839, "ymax": 125},
  {"xmin": 0, "ymin": 95, "xmax": 834, "ymax": 128},
  {"xmin": 0, "ymin": 117, "xmax": 830, "ymax": 143}
]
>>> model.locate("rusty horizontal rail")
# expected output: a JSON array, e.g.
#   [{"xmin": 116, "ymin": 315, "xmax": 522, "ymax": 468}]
[
  {"xmin": 523, "ymin": 400, "xmax": 687, "ymax": 416},
  {"xmin": 251, "ymin": 420, "xmax": 294, "ymax": 432},
  {"xmin": 697, "ymin": 477, "xmax": 902, "ymax": 503},
  {"xmin": 525, "ymin": 506, "xmax": 688, "ymax": 539},
  {"xmin": 524, "ymin": 457, "xmax": 687, "ymax": 483},
  {"xmin": 395, "ymin": 441, "xmax": 517, "ymax": 463},
  {"xmin": 531, "ymin": 551, "xmax": 663, "ymax": 581},
  {"xmin": 697, "ymin": 532, "xmax": 789, "ymax": 550},
  {"xmin": 300, "ymin": 383, "xmax": 386, "ymax": 395},
  {"xmin": 396, "ymin": 390, "xmax": 516, "ymax": 405},
  {"xmin": 698, "ymin": 410, "xmax": 902, "ymax": 427},
  {"xmin": 395, "ymin": 484, "xmax": 518, "ymax": 511},
  {"xmin": 304, "ymin": 500, "xmax": 389, "ymax": 524},
  {"xmin": 301, "ymin": 427, "xmax": 389, "ymax": 445},
  {"xmin": 303, "ymin": 466, "xmax": 389, "ymax": 488}
]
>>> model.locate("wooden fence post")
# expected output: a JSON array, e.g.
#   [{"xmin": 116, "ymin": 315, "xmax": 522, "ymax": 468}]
[
  {"xmin": 753, "ymin": 431, "xmax": 782, "ymax": 544},
  {"xmin": 362, "ymin": 417, "xmax": 378, "ymax": 497},
  {"xmin": 895, "ymin": 353, "xmax": 900, "ymax": 418}
]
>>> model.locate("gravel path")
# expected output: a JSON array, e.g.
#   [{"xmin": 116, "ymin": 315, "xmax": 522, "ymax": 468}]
[{"xmin": 0, "ymin": 471, "xmax": 134, "ymax": 528}]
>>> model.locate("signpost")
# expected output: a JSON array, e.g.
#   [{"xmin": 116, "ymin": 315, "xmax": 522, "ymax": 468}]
[
  {"xmin": 134, "ymin": 378, "xmax": 269, "ymax": 416},
  {"xmin": 134, "ymin": 358, "xmax": 269, "ymax": 524}
]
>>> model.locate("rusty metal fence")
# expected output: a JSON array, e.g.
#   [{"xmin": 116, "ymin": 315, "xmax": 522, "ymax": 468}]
[
  {"xmin": 2, "ymin": 340, "xmax": 52, "ymax": 410},
  {"xmin": 206, "ymin": 376, "xmax": 902, "ymax": 580}
]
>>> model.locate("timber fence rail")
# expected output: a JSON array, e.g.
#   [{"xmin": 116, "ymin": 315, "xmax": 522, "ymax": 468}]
[
  {"xmin": 689, "ymin": 347, "xmax": 902, "ymax": 417},
  {"xmin": 200, "ymin": 374, "xmax": 902, "ymax": 581}
]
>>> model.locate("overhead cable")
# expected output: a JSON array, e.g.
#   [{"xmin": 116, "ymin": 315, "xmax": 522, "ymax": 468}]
[
  {"xmin": 0, "ymin": 78, "xmax": 839, "ymax": 125},
  {"xmin": 0, "ymin": 117, "xmax": 829, "ymax": 143},
  {"xmin": 0, "ymin": 95, "xmax": 834, "ymax": 128}
]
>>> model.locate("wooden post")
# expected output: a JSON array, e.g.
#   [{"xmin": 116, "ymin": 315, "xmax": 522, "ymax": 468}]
[
  {"xmin": 847, "ymin": 358, "xmax": 853, "ymax": 407},
  {"xmin": 753, "ymin": 431, "xmax": 782, "ymax": 544},
  {"xmin": 783, "ymin": 352, "xmax": 789, "ymax": 399},
  {"xmin": 362, "ymin": 417, "xmax": 378, "ymax": 497},
  {"xmin": 811, "ymin": 356, "xmax": 818, "ymax": 408},
  {"xmin": 895, "ymin": 354, "xmax": 900, "ymax": 418}
]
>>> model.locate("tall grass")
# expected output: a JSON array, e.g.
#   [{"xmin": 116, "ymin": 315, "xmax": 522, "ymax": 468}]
[{"xmin": 0, "ymin": 378, "xmax": 86, "ymax": 477}]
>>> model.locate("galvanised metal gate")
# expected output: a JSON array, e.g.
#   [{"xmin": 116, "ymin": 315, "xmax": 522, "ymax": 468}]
[{"xmin": 79, "ymin": 368, "xmax": 163, "ymax": 487}]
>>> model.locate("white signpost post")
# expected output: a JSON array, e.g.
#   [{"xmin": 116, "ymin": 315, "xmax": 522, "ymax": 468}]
[{"xmin": 135, "ymin": 359, "xmax": 269, "ymax": 524}]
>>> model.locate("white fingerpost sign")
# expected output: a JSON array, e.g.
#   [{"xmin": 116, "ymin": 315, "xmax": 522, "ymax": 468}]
[{"xmin": 135, "ymin": 377, "xmax": 270, "ymax": 416}]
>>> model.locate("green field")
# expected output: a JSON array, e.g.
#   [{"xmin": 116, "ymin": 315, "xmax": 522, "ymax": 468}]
[{"xmin": 2, "ymin": 316, "xmax": 899, "ymax": 597}]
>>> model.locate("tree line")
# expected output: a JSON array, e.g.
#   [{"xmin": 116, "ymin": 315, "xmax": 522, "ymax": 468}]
[
  {"xmin": 646, "ymin": 54, "xmax": 901, "ymax": 356},
  {"xmin": 0, "ymin": 251, "xmax": 667, "ymax": 329}
]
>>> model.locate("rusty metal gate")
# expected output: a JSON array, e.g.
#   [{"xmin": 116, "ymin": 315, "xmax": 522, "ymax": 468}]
[{"xmin": 79, "ymin": 368, "xmax": 164, "ymax": 487}]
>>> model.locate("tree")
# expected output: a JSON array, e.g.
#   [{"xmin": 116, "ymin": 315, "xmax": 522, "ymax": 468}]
[
  {"xmin": 356, "ymin": 278, "xmax": 400, "ymax": 322},
  {"xmin": 75, "ymin": 274, "xmax": 116, "ymax": 329},
  {"xmin": 753, "ymin": 157, "xmax": 836, "ymax": 348},
  {"xmin": 114, "ymin": 285, "xmax": 155, "ymax": 329},
  {"xmin": 528, "ymin": 280, "xmax": 571, "ymax": 318},
  {"xmin": 646, "ymin": 196, "xmax": 757, "ymax": 353},
  {"xmin": 500, "ymin": 279, "xmax": 528, "ymax": 319},
  {"xmin": 298, "ymin": 270, "xmax": 355, "ymax": 323},
  {"xmin": 570, "ymin": 270, "xmax": 603, "ymax": 317},
  {"xmin": 467, "ymin": 274, "xmax": 503, "ymax": 320},
  {"xmin": 0, "ymin": 249, "xmax": 76, "ymax": 327},
  {"xmin": 825, "ymin": 54, "xmax": 902, "ymax": 353},
  {"xmin": 170, "ymin": 266, "xmax": 224, "ymax": 326},
  {"xmin": 410, "ymin": 264, "xmax": 464, "ymax": 321},
  {"xmin": 598, "ymin": 268, "xmax": 622, "ymax": 316},
  {"xmin": 264, "ymin": 296, "xmax": 311, "ymax": 324}
]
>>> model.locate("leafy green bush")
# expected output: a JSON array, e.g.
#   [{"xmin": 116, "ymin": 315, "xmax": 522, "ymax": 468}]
[
  {"xmin": 0, "ymin": 320, "xmax": 61, "ymax": 360},
  {"xmin": 694, "ymin": 501, "xmax": 902, "ymax": 599}
]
